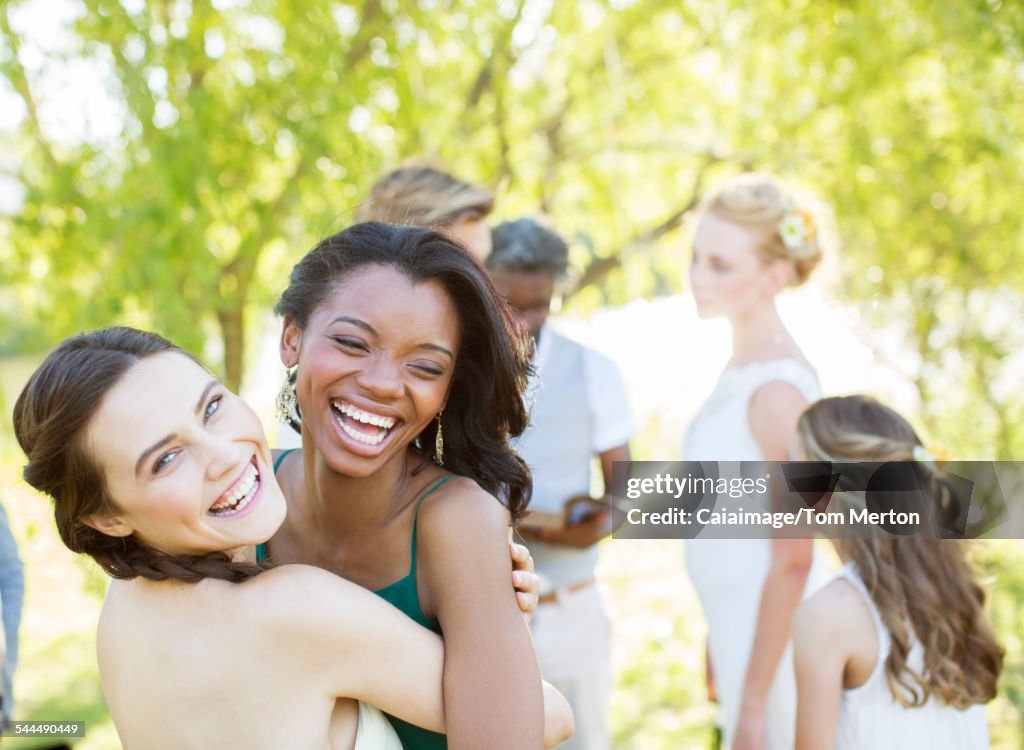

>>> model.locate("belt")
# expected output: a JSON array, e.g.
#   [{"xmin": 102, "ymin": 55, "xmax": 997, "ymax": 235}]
[{"xmin": 537, "ymin": 577, "xmax": 596, "ymax": 605}]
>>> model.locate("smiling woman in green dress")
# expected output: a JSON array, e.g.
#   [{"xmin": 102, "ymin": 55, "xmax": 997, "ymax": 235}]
[{"xmin": 263, "ymin": 222, "xmax": 554, "ymax": 748}]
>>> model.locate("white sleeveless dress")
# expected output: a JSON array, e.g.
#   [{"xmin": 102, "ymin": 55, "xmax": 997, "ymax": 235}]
[
  {"xmin": 353, "ymin": 701, "xmax": 404, "ymax": 750},
  {"xmin": 682, "ymin": 358, "xmax": 832, "ymax": 748},
  {"xmin": 834, "ymin": 564, "xmax": 990, "ymax": 749}
]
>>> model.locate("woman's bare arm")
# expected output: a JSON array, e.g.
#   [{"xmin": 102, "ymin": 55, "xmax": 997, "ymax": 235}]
[
  {"xmin": 794, "ymin": 585, "xmax": 851, "ymax": 750},
  {"xmin": 255, "ymin": 564, "xmax": 447, "ymax": 733},
  {"xmin": 732, "ymin": 382, "xmax": 812, "ymax": 749},
  {"xmin": 418, "ymin": 480, "xmax": 545, "ymax": 749}
]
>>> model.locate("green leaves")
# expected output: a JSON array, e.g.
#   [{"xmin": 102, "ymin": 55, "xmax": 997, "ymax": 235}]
[{"xmin": 2, "ymin": 0, "xmax": 1022, "ymax": 452}]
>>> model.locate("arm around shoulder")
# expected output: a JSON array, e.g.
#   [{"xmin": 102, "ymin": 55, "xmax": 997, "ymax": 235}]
[{"xmin": 251, "ymin": 564, "xmax": 446, "ymax": 733}]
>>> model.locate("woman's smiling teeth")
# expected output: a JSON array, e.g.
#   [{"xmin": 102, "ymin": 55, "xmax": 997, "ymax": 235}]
[
  {"xmin": 331, "ymin": 400, "xmax": 397, "ymax": 446},
  {"xmin": 209, "ymin": 460, "xmax": 260, "ymax": 516}
]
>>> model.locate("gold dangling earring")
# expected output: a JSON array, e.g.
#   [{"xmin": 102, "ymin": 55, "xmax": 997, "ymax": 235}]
[
  {"xmin": 275, "ymin": 367, "xmax": 301, "ymax": 430},
  {"xmin": 434, "ymin": 411, "xmax": 444, "ymax": 465}
]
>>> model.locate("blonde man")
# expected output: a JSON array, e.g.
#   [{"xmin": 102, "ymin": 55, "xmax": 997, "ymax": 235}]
[{"xmin": 357, "ymin": 164, "xmax": 494, "ymax": 261}]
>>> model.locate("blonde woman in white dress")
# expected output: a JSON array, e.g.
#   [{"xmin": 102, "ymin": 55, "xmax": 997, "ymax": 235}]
[
  {"xmin": 682, "ymin": 173, "xmax": 833, "ymax": 749},
  {"xmin": 792, "ymin": 396, "xmax": 1003, "ymax": 750}
]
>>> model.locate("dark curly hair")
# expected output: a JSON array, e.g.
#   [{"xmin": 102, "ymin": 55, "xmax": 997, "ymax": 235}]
[
  {"xmin": 274, "ymin": 221, "xmax": 534, "ymax": 520},
  {"xmin": 13, "ymin": 327, "xmax": 268, "ymax": 583}
]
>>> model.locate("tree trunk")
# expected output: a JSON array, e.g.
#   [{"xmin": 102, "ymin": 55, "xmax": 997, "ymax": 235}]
[{"xmin": 217, "ymin": 303, "xmax": 246, "ymax": 393}]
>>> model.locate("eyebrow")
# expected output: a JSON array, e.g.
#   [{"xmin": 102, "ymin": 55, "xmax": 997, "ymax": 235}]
[
  {"xmin": 134, "ymin": 379, "xmax": 219, "ymax": 477},
  {"xmin": 418, "ymin": 343, "xmax": 454, "ymax": 359},
  {"xmin": 331, "ymin": 316, "xmax": 377, "ymax": 335},
  {"xmin": 330, "ymin": 316, "xmax": 454, "ymax": 360}
]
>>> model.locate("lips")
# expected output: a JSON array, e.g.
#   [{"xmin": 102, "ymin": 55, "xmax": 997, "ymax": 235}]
[
  {"xmin": 330, "ymin": 399, "xmax": 401, "ymax": 448},
  {"xmin": 693, "ymin": 295, "xmax": 718, "ymax": 313},
  {"xmin": 208, "ymin": 457, "xmax": 260, "ymax": 517}
]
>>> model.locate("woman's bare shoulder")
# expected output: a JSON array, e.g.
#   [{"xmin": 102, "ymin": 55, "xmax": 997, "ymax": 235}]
[
  {"xmin": 416, "ymin": 474, "xmax": 510, "ymax": 533},
  {"xmin": 242, "ymin": 563, "xmax": 362, "ymax": 600},
  {"xmin": 229, "ymin": 564, "xmax": 379, "ymax": 634},
  {"xmin": 796, "ymin": 576, "xmax": 872, "ymax": 646}
]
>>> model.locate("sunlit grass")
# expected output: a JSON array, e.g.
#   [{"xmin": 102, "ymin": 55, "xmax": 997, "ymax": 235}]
[
  {"xmin": 0, "ymin": 480, "xmax": 112, "ymax": 749},
  {"xmin": 2, "ymin": 351, "xmax": 1022, "ymax": 749},
  {"xmin": 3, "ymin": 492, "xmax": 1022, "ymax": 749}
]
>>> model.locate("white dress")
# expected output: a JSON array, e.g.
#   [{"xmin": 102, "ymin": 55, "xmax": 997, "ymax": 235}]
[
  {"xmin": 682, "ymin": 358, "xmax": 832, "ymax": 748},
  {"xmin": 353, "ymin": 702, "xmax": 404, "ymax": 750},
  {"xmin": 834, "ymin": 564, "xmax": 990, "ymax": 749}
]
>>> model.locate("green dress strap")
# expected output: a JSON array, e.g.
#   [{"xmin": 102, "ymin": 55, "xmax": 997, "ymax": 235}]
[
  {"xmin": 376, "ymin": 474, "xmax": 452, "ymax": 750},
  {"xmin": 255, "ymin": 450, "xmax": 297, "ymax": 563},
  {"xmin": 408, "ymin": 475, "xmax": 453, "ymax": 575},
  {"xmin": 257, "ymin": 465, "xmax": 452, "ymax": 749},
  {"xmin": 372, "ymin": 474, "xmax": 453, "ymax": 630},
  {"xmin": 273, "ymin": 448, "xmax": 295, "ymax": 473}
]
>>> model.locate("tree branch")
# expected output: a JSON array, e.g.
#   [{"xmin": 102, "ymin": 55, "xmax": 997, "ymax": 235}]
[
  {"xmin": 0, "ymin": 5, "xmax": 61, "ymax": 174},
  {"xmin": 226, "ymin": 155, "xmax": 310, "ymax": 292},
  {"xmin": 345, "ymin": 0, "xmax": 384, "ymax": 70},
  {"xmin": 491, "ymin": 69, "xmax": 513, "ymax": 191},
  {"xmin": 464, "ymin": 0, "xmax": 527, "ymax": 112},
  {"xmin": 538, "ymin": 96, "xmax": 572, "ymax": 214},
  {"xmin": 78, "ymin": 0, "xmax": 161, "ymax": 142},
  {"xmin": 565, "ymin": 154, "xmax": 720, "ymax": 297}
]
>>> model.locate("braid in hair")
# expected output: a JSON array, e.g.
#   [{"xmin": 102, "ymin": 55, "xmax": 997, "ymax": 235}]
[
  {"xmin": 13, "ymin": 327, "xmax": 274, "ymax": 586},
  {"xmin": 90, "ymin": 531, "xmax": 270, "ymax": 583}
]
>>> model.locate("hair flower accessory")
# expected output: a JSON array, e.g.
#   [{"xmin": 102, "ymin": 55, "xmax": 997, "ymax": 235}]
[
  {"xmin": 779, "ymin": 206, "xmax": 816, "ymax": 250},
  {"xmin": 917, "ymin": 442, "xmax": 946, "ymax": 471},
  {"xmin": 913, "ymin": 444, "xmax": 937, "ymax": 469}
]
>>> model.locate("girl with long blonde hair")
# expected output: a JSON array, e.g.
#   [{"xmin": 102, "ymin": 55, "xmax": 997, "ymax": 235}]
[{"xmin": 792, "ymin": 395, "xmax": 1004, "ymax": 749}]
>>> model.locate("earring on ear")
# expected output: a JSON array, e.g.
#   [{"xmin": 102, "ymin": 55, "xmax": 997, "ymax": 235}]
[
  {"xmin": 275, "ymin": 366, "xmax": 301, "ymax": 431},
  {"xmin": 434, "ymin": 411, "xmax": 444, "ymax": 465}
]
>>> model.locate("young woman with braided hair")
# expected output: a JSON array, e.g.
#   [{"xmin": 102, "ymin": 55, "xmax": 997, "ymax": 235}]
[
  {"xmin": 792, "ymin": 395, "xmax": 1003, "ymax": 749},
  {"xmin": 13, "ymin": 326, "xmax": 571, "ymax": 750}
]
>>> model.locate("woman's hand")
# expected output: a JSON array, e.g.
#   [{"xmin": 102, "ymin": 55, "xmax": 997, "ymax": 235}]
[
  {"xmin": 542, "ymin": 681, "xmax": 575, "ymax": 748},
  {"xmin": 731, "ymin": 703, "xmax": 766, "ymax": 750},
  {"xmin": 510, "ymin": 541, "xmax": 539, "ymax": 622}
]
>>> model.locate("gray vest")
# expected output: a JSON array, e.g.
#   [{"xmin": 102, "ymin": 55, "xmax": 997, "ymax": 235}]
[{"xmin": 515, "ymin": 330, "xmax": 599, "ymax": 588}]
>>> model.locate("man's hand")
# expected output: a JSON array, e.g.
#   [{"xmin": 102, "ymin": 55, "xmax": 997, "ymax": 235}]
[{"xmin": 519, "ymin": 497, "xmax": 615, "ymax": 548}]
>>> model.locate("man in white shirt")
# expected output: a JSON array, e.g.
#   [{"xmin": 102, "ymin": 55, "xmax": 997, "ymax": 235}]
[{"xmin": 488, "ymin": 218, "xmax": 635, "ymax": 750}]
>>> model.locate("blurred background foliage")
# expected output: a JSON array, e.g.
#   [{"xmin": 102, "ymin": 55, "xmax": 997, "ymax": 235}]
[
  {"xmin": 1, "ymin": 1, "xmax": 1023, "ymax": 746},
  {"xmin": 1, "ymin": 0, "xmax": 1023, "ymax": 456}
]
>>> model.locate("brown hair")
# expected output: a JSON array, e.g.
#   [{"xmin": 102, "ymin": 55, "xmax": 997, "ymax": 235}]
[
  {"xmin": 355, "ymin": 164, "xmax": 493, "ymax": 229},
  {"xmin": 798, "ymin": 395, "xmax": 1004, "ymax": 708},
  {"xmin": 703, "ymin": 172, "xmax": 824, "ymax": 286},
  {"xmin": 13, "ymin": 327, "xmax": 268, "ymax": 584}
]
